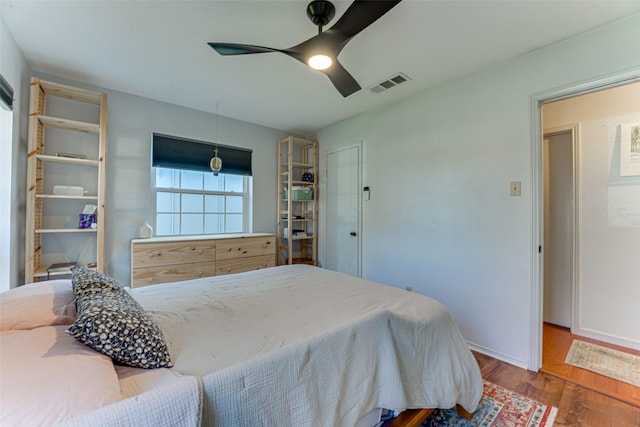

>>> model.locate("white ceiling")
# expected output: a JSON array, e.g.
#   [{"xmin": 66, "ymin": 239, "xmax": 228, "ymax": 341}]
[{"xmin": 2, "ymin": 0, "xmax": 640, "ymax": 134}]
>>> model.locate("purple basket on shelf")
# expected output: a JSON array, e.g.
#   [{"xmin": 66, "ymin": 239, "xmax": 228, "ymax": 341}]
[{"xmin": 78, "ymin": 214, "xmax": 96, "ymax": 229}]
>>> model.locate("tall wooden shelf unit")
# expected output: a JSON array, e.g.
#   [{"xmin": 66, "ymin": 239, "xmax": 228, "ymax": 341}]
[
  {"xmin": 25, "ymin": 78, "xmax": 107, "ymax": 283},
  {"xmin": 277, "ymin": 137, "xmax": 318, "ymax": 265}
]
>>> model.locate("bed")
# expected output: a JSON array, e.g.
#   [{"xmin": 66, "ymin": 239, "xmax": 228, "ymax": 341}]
[{"xmin": 0, "ymin": 265, "xmax": 483, "ymax": 426}]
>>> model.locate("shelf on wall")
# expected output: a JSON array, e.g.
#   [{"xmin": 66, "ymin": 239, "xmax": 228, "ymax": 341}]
[
  {"xmin": 277, "ymin": 136, "xmax": 318, "ymax": 266},
  {"xmin": 35, "ymin": 228, "xmax": 98, "ymax": 234},
  {"xmin": 36, "ymin": 194, "xmax": 98, "ymax": 201},
  {"xmin": 37, "ymin": 115, "xmax": 100, "ymax": 134},
  {"xmin": 24, "ymin": 78, "xmax": 107, "ymax": 283},
  {"xmin": 36, "ymin": 154, "xmax": 99, "ymax": 167}
]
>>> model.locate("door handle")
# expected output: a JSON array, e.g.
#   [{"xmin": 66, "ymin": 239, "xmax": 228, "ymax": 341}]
[{"xmin": 350, "ymin": 232, "xmax": 357, "ymax": 236}]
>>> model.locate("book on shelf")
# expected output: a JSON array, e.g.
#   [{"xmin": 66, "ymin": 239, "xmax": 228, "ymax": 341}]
[
  {"xmin": 56, "ymin": 152, "xmax": 87, "ymax": 160},
  {"xmin": 47, "ymin": 262, "xmax": 77, "ymax": 273}
]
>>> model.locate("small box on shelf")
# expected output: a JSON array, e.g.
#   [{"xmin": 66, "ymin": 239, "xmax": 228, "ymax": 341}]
[{"xmin": 283, "ymin": 186, "xmax": 313, "ymax": 200}]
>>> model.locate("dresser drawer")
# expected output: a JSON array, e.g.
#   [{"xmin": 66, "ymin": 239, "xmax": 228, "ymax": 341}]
[
  {"xmin": 216, "ymin": 254, "xmax": 275, "ymax": 276},
  {"xmin": 131, "ymin": 261, "xmax": 217, "ymax": 288},
  {"xmin": 130, "ymin": 234, "xmax": 275, "ymax": 287},
  {"xmin": 216, "ymin": 236, "xmax": 275, "ymax": 261},
  {"xmin": 132, "ymin": 241, "xmax": 216, "ymax": 268}
]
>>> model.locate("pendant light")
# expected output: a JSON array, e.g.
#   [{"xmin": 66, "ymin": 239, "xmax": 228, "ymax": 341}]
[
  {"xmin": 210, "ymin": 148, "xmax": 222, "ymax": 176},
  {"xmin": 210, "ymin": 102, "xmax": 223, "ymax": 176}
]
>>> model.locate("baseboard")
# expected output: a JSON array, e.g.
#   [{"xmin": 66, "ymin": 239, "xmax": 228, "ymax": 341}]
[
  {"xmin": 466, "ymin": 342, "xmax": 529, "ymax": 370},
  {"xmin": 575, "ymin": 327, "xmax": 640, "ymax": 351}
]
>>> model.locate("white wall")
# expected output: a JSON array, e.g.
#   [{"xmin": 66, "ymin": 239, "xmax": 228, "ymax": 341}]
[
  {"xmin": 543, "ymin": 82, "xmax": 640, "ymax": 348},
  {"xmin": 32, "ymin": 73, "xmax": 294, "ymax": 286},
  {"xmin": 0, "ymin": 15, "xmax": 30, "ymax": 290},
  {"xmin": 5, "ymin": 7, "xmax": 639, "ymax": 365},
  {"xmin": 315, "ymin": 14, "xmax": 640, "ymax": 367}
]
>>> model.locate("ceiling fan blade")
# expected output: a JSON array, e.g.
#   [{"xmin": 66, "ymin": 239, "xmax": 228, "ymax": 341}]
[
  {"xmin": 208, "ymin": 1, "xmax": 402, "ymax": 97},
  {"xmin": 208, "ymin": 43, "xmax": 282, "ymax": 56},
  {"xmin": 328, "ymin": 0, "xmax": 401, "ymax": 40},
  {"xmin": 322, "ymin": 60, "xmax": 361, "ymax": 97}
]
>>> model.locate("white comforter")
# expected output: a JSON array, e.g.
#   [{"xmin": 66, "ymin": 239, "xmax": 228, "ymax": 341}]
[{"xmin": 130, "ymin": 265, "xmax": 483, "ymax": 427}]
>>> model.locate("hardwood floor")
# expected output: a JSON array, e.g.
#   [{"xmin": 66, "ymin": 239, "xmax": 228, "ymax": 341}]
[
  {"xmin": 474, "ymin": 324, "xmax": 640, "ymax": 426},
  {"xmin": 474, "ymin": 351, "xmax": 640, "ymax": 426},
  {"xmin": 390, "ymin": 326, "xmax": 640, "ymax": 426},
  {"xmin": 541, "ymin": 322, "xmax": 640, "ymax": 408}
]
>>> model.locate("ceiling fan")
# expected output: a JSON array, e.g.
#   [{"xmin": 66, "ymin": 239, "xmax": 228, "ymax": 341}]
[{"xmin": 208, "ymin": 0, "xmax": 402, "ymax": 98}]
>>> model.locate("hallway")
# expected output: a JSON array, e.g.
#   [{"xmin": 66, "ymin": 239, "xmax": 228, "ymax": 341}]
[{"xmin": 541, "ymin": 322, "xmax": 640, "ymax": 408}]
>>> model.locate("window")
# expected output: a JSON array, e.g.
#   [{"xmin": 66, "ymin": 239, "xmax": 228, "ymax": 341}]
[
  {"xmin": 151, "ymin": 133, "xmax": 252, "ymax": 236},
  {"xmin": 153, "ymin": 167, "xmax": 252, "ymax": 236},
  {"xmin": 0, "ymin": 73, "xmax": 14, "ymax": 290},
  {"xmin": 150, "ymin": 133, "xmax": 253, "ymax": 237}
]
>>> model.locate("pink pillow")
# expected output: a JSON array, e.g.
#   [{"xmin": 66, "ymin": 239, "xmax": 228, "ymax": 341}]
[
  {"xmin": 0, "ymin": 325, "xmax": 122, "ymax": 425},
  {"xmin": 0, "ymin": 280, "xmax": 76, "ymax": 331}
]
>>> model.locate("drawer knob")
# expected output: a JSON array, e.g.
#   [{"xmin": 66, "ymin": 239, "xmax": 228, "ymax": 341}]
[
  {"xmin": 148, "ymin": 253, "xmax": 155, "ymax": 258},
  {"xmin": 228, "ymin": 248, "xmax": 232, "ymax": 252},
  {"xmin": 147, "ymin": 278, "xmax": 154, "ymax": 283},
  {"xmin": 198, "ymin": 250, "xmax": 203, "ymax": 255},
  {"xmin": 198, "ymin": 271, "xmax": 203, "ymax": 277}
]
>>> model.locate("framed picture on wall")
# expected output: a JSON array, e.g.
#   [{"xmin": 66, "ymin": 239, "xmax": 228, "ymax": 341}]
[{"xmin": 620, "ymin": 122, "xmax": 640, "ymax": 176}]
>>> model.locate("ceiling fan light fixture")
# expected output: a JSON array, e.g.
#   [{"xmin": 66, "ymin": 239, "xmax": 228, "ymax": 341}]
[
  {"xmin": 308, "ymin": 54, "xmax": 332, "ymax": 70},
  {"xmin": 208, "ymin": 0, "xmax": 402, "ymax": 96}
]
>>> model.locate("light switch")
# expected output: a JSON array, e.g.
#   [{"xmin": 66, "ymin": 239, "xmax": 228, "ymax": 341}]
[{"xmin": 510, "ymin": 181, "xmax": 521, "ymax": 197}]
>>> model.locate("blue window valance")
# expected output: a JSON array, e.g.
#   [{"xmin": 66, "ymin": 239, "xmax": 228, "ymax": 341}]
[{"xmin": 152, "ymin": 133, "xmax": 252, "ymax": 176}]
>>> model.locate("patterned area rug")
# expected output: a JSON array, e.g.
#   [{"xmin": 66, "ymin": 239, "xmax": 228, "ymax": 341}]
[
  {"xmin": 420, "ymin": 381, "xmax": 557, "ymax": 427},
  {"xmin": 565, "ymin": 340, "xmax": 640, "ymax": 387}
]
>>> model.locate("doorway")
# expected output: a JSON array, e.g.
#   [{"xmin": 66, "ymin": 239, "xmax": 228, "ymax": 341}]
[
  {"xmin": 542, "ymin": 127, "xmax": 577, "ymax": 330},
  {"xmin": 325, "ymin": 143, "xmax": 362, "ymax": 277},
  {"xmin": 530, "ymin": 72, "xmax": 640, "ymax": 370}
]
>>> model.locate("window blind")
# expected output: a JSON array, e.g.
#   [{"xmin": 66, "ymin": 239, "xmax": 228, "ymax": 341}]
[
  {"xmin": 152, "ymin": 133, "xmax": 252, "ymax": 176},
  {"xmin": 0, "ymin": 74, "xmax": 14, "ymax": 111}
]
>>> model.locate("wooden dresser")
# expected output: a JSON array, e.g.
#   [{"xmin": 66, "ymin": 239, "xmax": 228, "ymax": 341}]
[{"xmin": 130, "ymin": 233, "xmax": 275, "ymax": 288}]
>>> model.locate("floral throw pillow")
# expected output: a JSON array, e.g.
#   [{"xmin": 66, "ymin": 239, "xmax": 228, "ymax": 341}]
[
  {"xmin": 66, "ymin": 267, "xmax": 173, "ymax": 369},
  {"xmin": 70, "ymin": 265, "xmax": 123, "ymax": 295}
]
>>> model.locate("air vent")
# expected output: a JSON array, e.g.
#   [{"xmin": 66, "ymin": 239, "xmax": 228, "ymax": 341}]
[{"xmin": 369, "ymin": 73, "xmax": 411, "ymax": 94}]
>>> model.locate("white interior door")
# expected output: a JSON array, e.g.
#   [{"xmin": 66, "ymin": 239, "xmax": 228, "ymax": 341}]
[
  {"xmin": 325, "ymin": 144, "xmax": 361, "ymax": 277},
  {"xmin": 543, "ymin": 131, "xmax": 574, "ymax": 328}
]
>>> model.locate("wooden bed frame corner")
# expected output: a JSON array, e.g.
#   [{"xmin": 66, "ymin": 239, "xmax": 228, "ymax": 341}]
[{"xmin": 387, "ymin": 404, "xmax": 473, "ymax": 427}]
